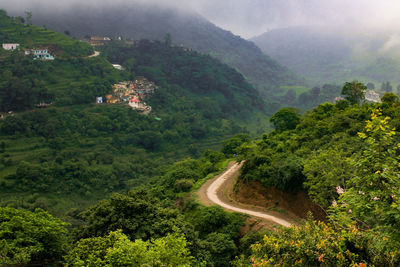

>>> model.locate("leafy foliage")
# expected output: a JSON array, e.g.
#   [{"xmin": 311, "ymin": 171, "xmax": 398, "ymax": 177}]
[
  {"xmin": 65, "ymin": 230, "xmax": 192, "ymax": 266},
  {"xmin": 337, "ymin": 109, "xmax": 400, "ymax": 238},
  {"xmin": 235, "ymin": 219, "xmax": 368, "ymax": 266},
  {"xmin": 0, "ymin": 207, "xmax": 69, "ymax": 266},
  {"xmin": 241, "ymin": 102, "xmax": 369, "ymax": 192},
  {"xmin": 341, "ymin": 80, "xmax": 367, "ymax": 105},
  {"xmin": 269, "ymin": 107, "xmax": 300, "ymax": 131},
  {"xmin": 303, "ymin": 149, "xmax": 354, "ymax": 207},
  {"xmin": 78, "ymin": 190, "xmax": 186, "ymax": 241}
]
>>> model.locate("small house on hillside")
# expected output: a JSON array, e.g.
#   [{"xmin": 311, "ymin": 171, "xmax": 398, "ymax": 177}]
[
  {"xmin": 112, "ymin": 64, "xmax": 125, "ymax": 71},
  {"xmin": 129, "ymin": 98, "xmax": 141, "ymax": 109},
  {"xmin": 106, "ymin": 94, "xmax": 118, "ymax": 104},
  {"xmin": 88, "ymin": 36, "xmax": 112, "ymax": 46},
  {"xmin": 26, "ymin": 49, "xmax": 55, "ymax": 60},
  {"xmin": 365, "ymin": 90, "xmax": 381, "ymax": 103},
  {"xmin": 2, "ymin": 43, "xmax": 19, "ymax": 50},
  {"xmin": 334, "ymin": 96, "xmax": 346, "ymax": 103}
]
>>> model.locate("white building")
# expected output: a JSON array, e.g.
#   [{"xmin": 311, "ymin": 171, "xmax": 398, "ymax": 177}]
[
  {"xmin": 2, "ymin": 43, "xmax": 20, "ymax": 50},
  {"xmin": 112, "ymin": 64, "xmax": 125, "ymax": 71},
  {"xmin": 365, "ymin": 90, "xmax": 381, "ymax": 103},
  {"xmin": 129, "ymin": 98, "xmax": 140, "ymax": 109}
]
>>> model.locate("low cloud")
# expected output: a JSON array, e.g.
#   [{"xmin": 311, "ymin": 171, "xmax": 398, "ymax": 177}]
[{"xmin": 4, "ymin": 0, "xmax": 400, "ymax": 38}]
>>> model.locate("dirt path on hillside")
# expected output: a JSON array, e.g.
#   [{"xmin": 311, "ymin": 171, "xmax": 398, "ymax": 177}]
[
  {"xmin": 87, "ymin": 51, "xmax": 100, "ymax": 58},
  {"xmin": 197, "ymin": 162, "xmax": 295, "ymax": 227}
]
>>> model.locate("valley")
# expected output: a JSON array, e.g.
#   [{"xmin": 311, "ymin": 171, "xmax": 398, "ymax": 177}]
[{"xmin": 2, "ymin": 2, "xmax": 400, "ymax": 266}]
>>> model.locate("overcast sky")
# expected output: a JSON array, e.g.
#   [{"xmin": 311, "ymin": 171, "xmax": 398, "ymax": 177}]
[{"xmin": 4, "ymin": 0, "xmax": 400, "ymax": 38}]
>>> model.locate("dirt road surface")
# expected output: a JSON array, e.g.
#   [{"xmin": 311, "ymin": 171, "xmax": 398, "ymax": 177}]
[
  {"xmin": 197, "ymin": 162, "xmax": 292, "ymax": 227},
  {"xmin": 87, "ymin": 51, "xmax": 100, "ymax": 58}
]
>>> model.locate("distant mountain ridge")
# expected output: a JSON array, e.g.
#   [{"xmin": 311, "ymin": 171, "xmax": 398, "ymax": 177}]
[
  {"xmin": 10, "ymin": 3, "xmax": 304, "ymax": 95},
  {"xmin": 252, "ymin": 25, "xmax": 400, "ymax": 86}
]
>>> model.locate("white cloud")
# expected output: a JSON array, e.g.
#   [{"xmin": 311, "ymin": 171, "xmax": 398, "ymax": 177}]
[{"xmin": 4, "ymin": 0, "xmax": 400, "ymax": 38}]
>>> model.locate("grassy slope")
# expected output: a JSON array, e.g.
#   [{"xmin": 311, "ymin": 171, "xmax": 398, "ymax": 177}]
[{"xmin": 0, "ymin": 11, "xmax": 93, "ymax": 57}]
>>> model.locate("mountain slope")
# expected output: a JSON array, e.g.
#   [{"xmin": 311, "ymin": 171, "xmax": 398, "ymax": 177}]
[
  {"xmin": 0, "ymin": 12, "xmax": 269, "ymax": 215},
  {"xmin": 12, "ymin": 4, "xmax": 304, "ymax": 95},
  {"xmin": 0, "ymin": 9, "xmax": 93, "ymax": 58},
  {"xmin": 252, "ymin": 25, "xmax": 400, "ymax": 86}
]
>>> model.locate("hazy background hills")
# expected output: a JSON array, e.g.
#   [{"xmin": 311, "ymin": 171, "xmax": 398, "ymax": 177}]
[
  {"xmin": 9, "ymin": 3, "xmax": 304, "ymax": 96},
  {"xmin": 252, "ymin": 25, "xmax": 400, "ymax": 87}
]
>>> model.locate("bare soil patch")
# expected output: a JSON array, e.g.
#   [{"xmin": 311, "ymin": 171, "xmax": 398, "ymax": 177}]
[{"xmin": 233, "ymin": 180, "xmax": 326, "ymax": 221}]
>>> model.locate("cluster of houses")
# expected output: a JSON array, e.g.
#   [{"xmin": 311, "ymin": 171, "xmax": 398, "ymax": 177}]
[
  {"xmin": 98, "ymin": 76, "xmax": 157, "ymax": 113},
  {"xmin": 85, "ymin": 36, "xmax": 134, "ymax": 47},
  {"xmin": 2, "ymin": 43, "xmax": 55, "ymax": 60}
]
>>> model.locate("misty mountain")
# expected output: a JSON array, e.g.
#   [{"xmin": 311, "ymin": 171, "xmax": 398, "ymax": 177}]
[
  {"xmin": 13, "ymin": 4, "xmax": 304, "ymax": 95},
  {"xmin": 252, "ymin": 25, "xmax": 400, "ymax": 86}
]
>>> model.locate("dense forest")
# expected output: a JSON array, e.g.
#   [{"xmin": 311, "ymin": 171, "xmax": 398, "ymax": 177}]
[
  {"xmin": 11, "ymin": 3, "xmax": 305, "ymax": 95},
  {"xmin": 0, "ymin": 10, "xmax": 270, "ymax": 215},
  {"xmin": 4, "ymin": 5, "xmax": 400, "ymax": 267},
  {"xmin": 234, "ymin": 89, "xmax": 400, "ymax": 265}
]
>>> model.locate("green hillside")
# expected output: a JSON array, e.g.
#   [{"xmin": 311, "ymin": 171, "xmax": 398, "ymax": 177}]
[
  {"xmin": 235, "ymin": 94, "xmax": 400, "ymax": 265},
  {"xmin": 16, "ymin": 4, "xmax": 305, "ymax": 95},
  {"xmin": 0, "ymin": 13, "xmax": 268, "ymax": 217},
  {"xmin": 0, "ymin": 9, "xmax": 93, "ymax": 57}
]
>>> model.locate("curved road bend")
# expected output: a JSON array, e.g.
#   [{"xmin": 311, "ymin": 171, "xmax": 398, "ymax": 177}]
[
  {"xmin": 87, "ymin": 51, "xmax": 100, "ymax": 58},
  {"xmin": 203, "ymin": 162, "xmax": 292, "ymax": 228}
]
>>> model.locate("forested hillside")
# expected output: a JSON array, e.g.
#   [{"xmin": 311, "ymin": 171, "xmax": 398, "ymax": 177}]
[
  {"xmin": 234, "ymin": 91, "xmax": 400, "ymax": 265},
  {"xmin": 0, "ymin": 11, "xmax": 274, "ymax": 265},
  {"xmin": 0, "ymin": 9, "xmax": 92, "ymax": 57},
  {"xmin": 7, "ymin": 5, "xmax": 400, "ymax": 266},
  {"xmin": 13, "ymin": 3, "xmax": 305, "ymax": 95},
  {"xmin": 0, "ymin": 11, "xmax": 269, "ymax": 217}
]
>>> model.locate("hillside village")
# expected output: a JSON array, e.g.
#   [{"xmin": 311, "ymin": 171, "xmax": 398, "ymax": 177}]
[
  {"xmin": 2, "ymin": 42, "xmax": 55, "ymax": 60},
  {"xmin": 2, "ymin": 41, "xmax": 158, "ymax": 115},
  {"xmin": 102, "ymin": 76, "xmax": 157, "ymax": 114}
]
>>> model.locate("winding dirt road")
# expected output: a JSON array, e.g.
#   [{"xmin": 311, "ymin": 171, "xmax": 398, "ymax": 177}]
[
  {"xmin": 87, "ymin": 51, "xmax": 100, "ymax": 58},
  {"xmin": 197, "ymin": 162, "xmax": 292, "ymax": 227}
]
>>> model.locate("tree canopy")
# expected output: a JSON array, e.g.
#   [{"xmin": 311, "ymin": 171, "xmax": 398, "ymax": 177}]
[{"xmin": 341, "ymin": 80, "xmax": 367, "ymax": 104}]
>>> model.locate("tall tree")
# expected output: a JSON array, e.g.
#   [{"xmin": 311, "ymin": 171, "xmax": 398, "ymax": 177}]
[
  {"xmin": 270, "ymin": 107, "xmax": 300, "ymax": 131},
  {"xmin": 341, "ymin": 80, "xmax": 366, "ymax": 104},
  {"xmin": 24, "ymin": 11, "xmax": 32, "ymax": 25},
  {"xmin": 367, "ymin": 82, "xmax": 375, "ymax": 90},
  {"xmin": 381, "ymin": 81, "xmax": 393, "ymax": 92}
]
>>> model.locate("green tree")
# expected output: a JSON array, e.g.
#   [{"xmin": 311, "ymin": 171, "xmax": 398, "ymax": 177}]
[
  {"xmin": 0, "ymin": 207, "xmax": 69, "ymax": 266},
  {"xmin": 381, "ymin": 92, "xmax": 400, "ymax": 104},
  {"xmin": 367, "ymin": 82, "xmax": 375, "ymax": 90},
  {"xmin": 79, "ymin": 191, "xmax": 184, "ymax": 241},
  {"xmin": 65, "ymin": 230, "xmax": 193, "ymax": 266},
  {"xmin": 338, "ymin": 109, "xmax": 400, "ymax": 237},
  {"xmin": 164, "ymin": 33, "xmax": 172, "ymax": 47},
  {"xmin": 234, "ymin": 218, "xmax": 368, "ymax": 266},
  {"xmin": 221, "ymin": 133, "xmax": 250, "ymax": 155},
  {"xmin": 24, "ymin": 11, "xmax": 32, "ymax": 25},
  {"xmin": 341, "ymin": 80, "xmax": 366, "ymax": 105},
  {"xmin": 270, "ymin": 107, "xmax": 300, "ymax": 131},
  {"xmin": 381, "ymin": 81, "xmax": 393, "ymax": 92},
  {"xmin": 304, "ymin": 149, "xmax": 354, "ymax": 208}
]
